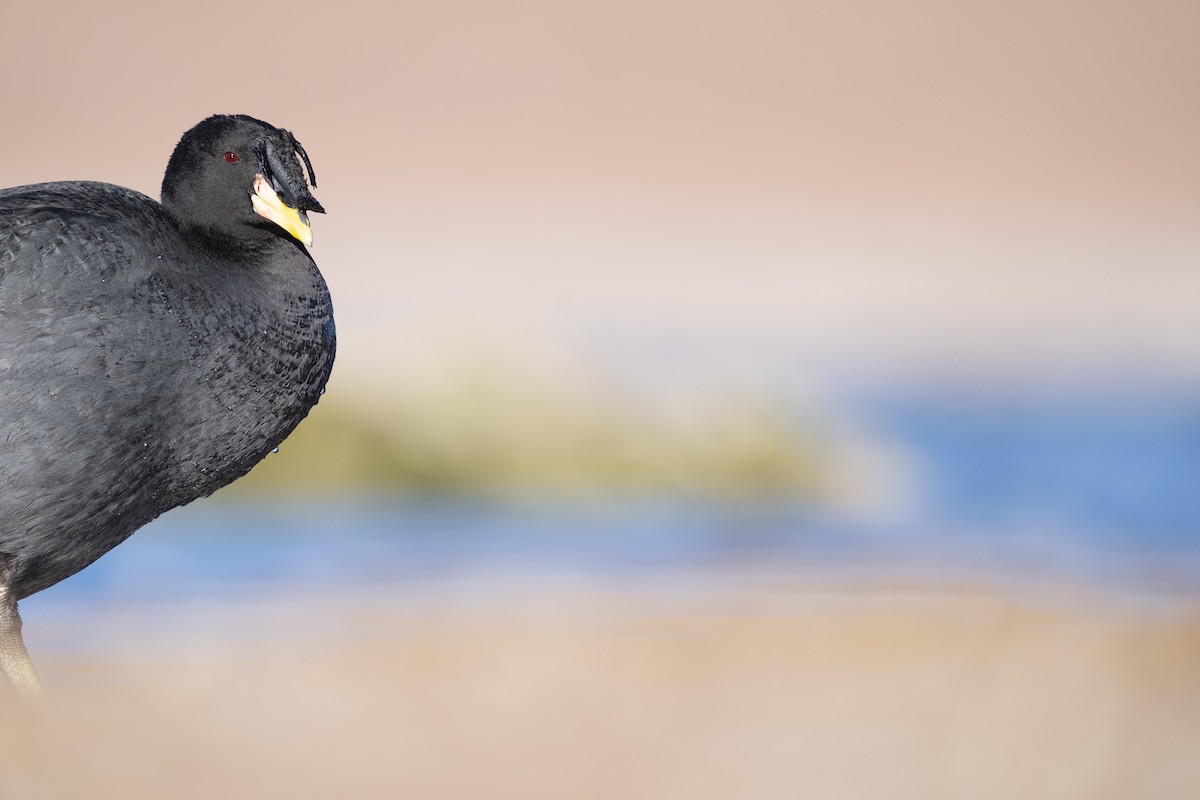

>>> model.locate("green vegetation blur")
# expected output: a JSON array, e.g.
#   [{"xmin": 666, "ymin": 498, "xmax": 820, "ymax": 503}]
[{"xmin": 229, "ymin": 376, "xmax": 833, "ymax": 502}]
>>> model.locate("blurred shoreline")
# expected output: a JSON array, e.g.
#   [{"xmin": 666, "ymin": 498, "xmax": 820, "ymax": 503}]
[{"xmin": 9, "ymin": 578, "xmax": 1199, "ymax": 800}]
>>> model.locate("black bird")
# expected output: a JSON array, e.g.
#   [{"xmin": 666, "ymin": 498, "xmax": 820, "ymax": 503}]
[{"xmin": 0, "ymin": 115, "xmax": 335, "ymax": 696}]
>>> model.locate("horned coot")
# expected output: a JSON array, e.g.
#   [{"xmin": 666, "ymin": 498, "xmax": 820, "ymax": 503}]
[{"xmin": 0, "ymin": 115, "xmax": 335, "ymax": 696}]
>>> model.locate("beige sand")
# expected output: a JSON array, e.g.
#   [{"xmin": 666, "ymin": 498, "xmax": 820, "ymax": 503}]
[{"xmin": 1, "ymin": 586, "xmax": 1197, "ymax": 799}]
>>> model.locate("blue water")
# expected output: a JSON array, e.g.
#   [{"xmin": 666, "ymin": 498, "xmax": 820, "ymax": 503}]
[
  {"xmin": 23, "ymin": 394, "xmax": 1200, "ymax": 627},
  {"xmin": 874, "ymin": 395, "xmax": 1200, "ymax": 545}
]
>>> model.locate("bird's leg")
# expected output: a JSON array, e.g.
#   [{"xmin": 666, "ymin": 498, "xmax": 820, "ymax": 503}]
[{"xmin": 0, "ymin": 561, "xmax": 42, "ymax": 699}]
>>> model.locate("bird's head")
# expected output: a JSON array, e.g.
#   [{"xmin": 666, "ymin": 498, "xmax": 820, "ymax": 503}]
[{"xmin": 162, "ymin": 114, "xmax": 324, "ymax": 250}]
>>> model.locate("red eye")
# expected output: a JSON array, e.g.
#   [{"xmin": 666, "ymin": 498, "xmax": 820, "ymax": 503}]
[{"xmin": 224, "ymin": 151, "xmax": 239, "ymax": 163}]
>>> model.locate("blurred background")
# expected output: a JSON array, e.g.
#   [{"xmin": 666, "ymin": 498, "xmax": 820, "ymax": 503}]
[{"xmin": 1, "ymin": 0, "xmax": 1198, "ymax": 797}]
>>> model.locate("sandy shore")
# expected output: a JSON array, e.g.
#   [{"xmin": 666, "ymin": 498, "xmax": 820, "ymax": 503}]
[{"xmin": 1, "ymin": 584, "xmax": 1197, "ymax": 799}]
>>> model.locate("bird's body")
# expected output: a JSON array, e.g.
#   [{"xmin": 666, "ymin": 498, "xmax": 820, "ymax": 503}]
[{"xmin": 0, "ymin": 116, "xmax": 334, "ymax": 694}]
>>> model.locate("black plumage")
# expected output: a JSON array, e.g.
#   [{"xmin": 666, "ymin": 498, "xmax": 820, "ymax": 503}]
[{"xmin": 0, "ymin": 115, "xmax": 335, "ymax": 695}]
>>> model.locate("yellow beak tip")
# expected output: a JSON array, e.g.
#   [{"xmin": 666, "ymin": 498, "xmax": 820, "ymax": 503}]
[{"xmin": 252, "ymin": 175, "xmax": 315, "ymax": 247}]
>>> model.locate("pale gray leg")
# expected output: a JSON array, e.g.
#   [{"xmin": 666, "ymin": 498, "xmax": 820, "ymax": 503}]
[{"xmin": 0, "ymin": 565, "xmax": 42, "ymax": 699}]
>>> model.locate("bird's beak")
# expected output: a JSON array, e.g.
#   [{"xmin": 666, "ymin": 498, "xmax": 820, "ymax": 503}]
[
  {"xmin": 252, "ymin": 175, "xmax": 314, "ymax": 247},
  {"xmin": 250, "ymin": 138, "xmax": 325, "ymax": 247}
]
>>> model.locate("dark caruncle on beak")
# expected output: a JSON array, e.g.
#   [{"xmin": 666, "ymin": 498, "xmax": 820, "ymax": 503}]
[{"xmin": 250, "ymin": 138, "xmax": 325, "ymax": 246}]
